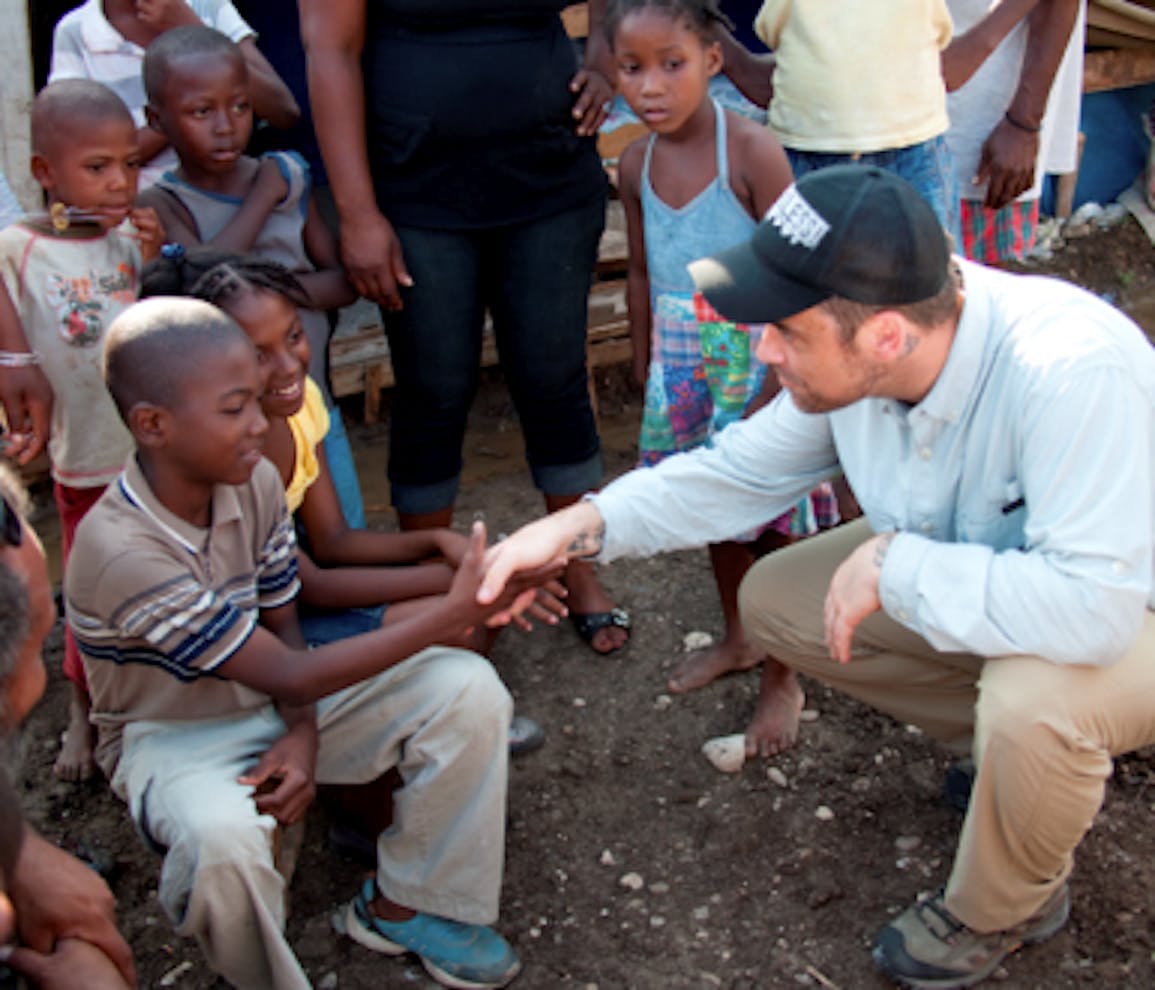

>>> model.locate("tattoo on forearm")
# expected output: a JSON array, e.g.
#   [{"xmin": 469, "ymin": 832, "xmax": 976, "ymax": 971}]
[
  {"xmin": 567, "ymin": 525, "xmax": 605, "ymax": 559},
  {"xmin": 873, "ymin": 531, "xmax": 897, "ymax": 568}
]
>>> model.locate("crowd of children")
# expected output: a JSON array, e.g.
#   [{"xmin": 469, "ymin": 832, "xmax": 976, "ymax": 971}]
[{"xmin": 0, "ymin": 0, "xmax": 1087, "ymax": 988}]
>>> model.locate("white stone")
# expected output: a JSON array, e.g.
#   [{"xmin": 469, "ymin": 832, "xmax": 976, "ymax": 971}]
[
  {"xmin": 619, "ymin": 872, "xmax": 645, "ymax": 891},
  {"xmin": 599, "ymin": 849, "xmax": 616, "ymax": 866},
  {"xmin": 814, "ymin": 805, "xmax": 835, "ymax": 821},
  {"xmin": 895, "ymin": 835, "xmax": 922, "ymax": 853},
  {"xmin": 767, "ymin": 766, "xmax": 789, "ymax": 788},
  {"xmin": 702, "ymin": 734, "xmax": 746, "ymax": 774},
  {"xmin": 683, "ymin": 630, "xmax": 715, "ymax": 651},
  {"xmin": 799, "ymin": 708, "xmax": 819, "ymax": 722}
]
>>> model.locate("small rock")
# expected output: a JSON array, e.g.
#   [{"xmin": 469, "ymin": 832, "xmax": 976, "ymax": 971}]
[
  {"xmin": 599, "ymin": 849, "xmax": 616, "ymax": 866},
  {"xmin": 649, "ymin": 915, "xmax": 666, "ymax": 927},
  {"xmin": 649, "ymin": 881, "xmax": 670, "ymax": 894},
  {"xmin": 702, "ymin": 734, "xmax": 746, "ymax": 773},
  {"xmin": 572, "ymin": 697, "xmax": 587, "ymax": 708},
  {"xmin": 159, "ymin": 961, "xmax": 194, "ymax": 987},
  {"xmin": 318, "ymin": 974, "xmax": 338, "ymax": 990},
  {"xmin": 767, "ymin": 766, "xmax": 788, "ymax": 788},
  {"xmin": 619, "ymin": 872, "xmax": 645, "ymax": 891},
  {"xmin": 814, "ymin": 805, "xmax": 834, "ymax": 821},
  {"xmin": 895, "ymin": 835, "xmax": 922, "ymax": 853},
  {"xmin": 653, "ymin": 693, "xmax": 673, "ymax": 711},
  {"xmin": 799, "ymin": 708, "xmax": 819, "ymax": 723},
  {"xmin": 683, "ymin": 630, "xmax": 715, "ymax": 651},
  {"xmin": 850, "ymin": 776, "xmax": 871, "ymax": 793},
  {"xmin": 692, "ymin": 905, "xmax": 711, "ymax": 921}
]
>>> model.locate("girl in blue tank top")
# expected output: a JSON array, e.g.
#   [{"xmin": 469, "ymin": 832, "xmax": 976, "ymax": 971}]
[{"xmin": 612, "ymin": 0, "xmax": 836, "ymax": 756}]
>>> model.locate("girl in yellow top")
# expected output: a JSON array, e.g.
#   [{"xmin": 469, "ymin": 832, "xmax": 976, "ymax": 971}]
[{"xmin": 143, "ymin": 246, "xmax": 551, "ymax": 752}]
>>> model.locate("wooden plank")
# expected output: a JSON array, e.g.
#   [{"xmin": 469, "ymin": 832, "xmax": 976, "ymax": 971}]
[{"xmin": 1083, "ymin": 45, "xmax": 1155, "ymax": 90}]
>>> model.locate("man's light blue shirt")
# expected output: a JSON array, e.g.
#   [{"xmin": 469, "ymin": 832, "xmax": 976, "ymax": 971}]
[{"xmin": 593, "ymin": 261, "xmax": 1155, "ymax": 666}]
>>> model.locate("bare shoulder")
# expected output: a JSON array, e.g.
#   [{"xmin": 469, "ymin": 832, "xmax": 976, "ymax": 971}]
[
  {"xmin": 616, "ymin": 137, "xmax": 649, "ymax": 199},
  {"xmin": 724, "ymin": 110, "xmax": 792, "ymax": 214}
]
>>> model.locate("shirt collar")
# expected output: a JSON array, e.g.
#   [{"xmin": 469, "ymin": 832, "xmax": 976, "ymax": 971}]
[
  {"xmin": 908, "ymin": 259, "xmax": 991, "ymax": 427},
  {"xmin": 79, "ymin": 0, "xmax": 145, "ymax": 55},
  {"xmin": 120, "ymin": 455, "xmax": 245, "ymax": 556}
]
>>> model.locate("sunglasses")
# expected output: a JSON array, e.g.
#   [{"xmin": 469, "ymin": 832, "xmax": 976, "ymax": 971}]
[{"xmin": 0, "ymin": 495, "xmax": 22, "ymax": 549}]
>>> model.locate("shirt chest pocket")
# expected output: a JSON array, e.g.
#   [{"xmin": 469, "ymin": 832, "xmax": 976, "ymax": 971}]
[{"xmin": 957, "ymin": 478, "xmax": 1026, "ymax": 551}]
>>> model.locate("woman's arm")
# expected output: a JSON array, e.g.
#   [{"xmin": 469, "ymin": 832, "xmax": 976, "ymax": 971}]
[
  {"xmin": 237, "ymin": 37, "xmax": 301, "ymax": 130},
  {"xmin": 299, "ymin": 0, "xmax": 412, "ymax": 309},
  {"xmin": 717, "ymin": 27, "xmax": 775, "ymax": 109}
]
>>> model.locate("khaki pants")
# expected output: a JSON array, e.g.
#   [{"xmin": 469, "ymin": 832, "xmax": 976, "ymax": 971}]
[
  {"xmin": 112, "ymin": 647, "xmax": 511, "ymax": 989},
  {"xmin": 740, "ymin": 520, "xmax": 1155, "ymax": 931}
]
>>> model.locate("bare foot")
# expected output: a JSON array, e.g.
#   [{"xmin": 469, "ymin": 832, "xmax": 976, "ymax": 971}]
[
  {"xmin": 53, "ymin": 691, "xmax": 96, "ymax": 782},
  {"xmin": 667, "ymin": 639, "xmax": 763, "ymax": 694},
  {"xmin": 744, "ymin": 665, "xmax": 805, "ymax": 758},
  {"xmin": 53, "ymin": 726, "xmax": 96, "ymax": 782},
  {"xmin": 564, "ymin": 558, "xmax": 629, "ymax": 655}
]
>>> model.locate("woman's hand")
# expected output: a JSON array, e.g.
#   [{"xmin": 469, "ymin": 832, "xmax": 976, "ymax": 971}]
[
  {"xmin": 340, "ymin": 210, "xmax": 413, "ymax": 311},
  {"xmin": 570, "ymin": 66, "xmax": 614, "ymax": 138}
]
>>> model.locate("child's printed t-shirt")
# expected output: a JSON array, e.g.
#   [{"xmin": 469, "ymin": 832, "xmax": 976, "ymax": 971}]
[
  {"xmin": 66, "ymin": 457, "xmax": 300, "ymax": 778},
  {"xmin": 0, "ymin": 224, "xmax": 137, "ymax": 486}
]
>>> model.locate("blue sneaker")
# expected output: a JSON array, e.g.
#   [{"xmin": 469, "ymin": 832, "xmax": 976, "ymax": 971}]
[{"xmin": 344, "ymin": 878, "xmax": 521, "ymax": 989}]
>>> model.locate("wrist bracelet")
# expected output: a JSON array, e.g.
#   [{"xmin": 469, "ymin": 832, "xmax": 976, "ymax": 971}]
[
  {"xmin": 0, "ymin": 351, "xmax": 40, "ymax": 368},
  {"xmin": 1004, "ymin": 110, "xmax": 1041, "ymax": 133}
]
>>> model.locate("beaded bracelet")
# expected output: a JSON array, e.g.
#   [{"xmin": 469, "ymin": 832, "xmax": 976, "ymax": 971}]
[{"xmin": 0, "ymin": 351, "xmax": 40, "ymax": 368}]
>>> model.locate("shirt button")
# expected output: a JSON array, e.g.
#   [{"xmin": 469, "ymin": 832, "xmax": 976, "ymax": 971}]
[
  {"xmin": 897, "ymin": 609, "xmax": 910, "ymax": 622},
  {"xmin": 1112, "ymin": 560, "xmax": 1129, "ymax": 575},
  {"xmin": 920, "ymin": 521, "xmax": 933, "ymax": 533},
  {"xmin": 919, "ymin": 447, "xmax": 932, "ymax": 460}
]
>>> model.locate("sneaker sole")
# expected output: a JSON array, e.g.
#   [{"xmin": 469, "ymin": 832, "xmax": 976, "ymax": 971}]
[
  {"xmin": 342, "ymin": 901, "xmax": 523, "ymax": 990},
  {"xmin": 873, "ymin": 889, "xmax": 1071, "ymax": 990}
]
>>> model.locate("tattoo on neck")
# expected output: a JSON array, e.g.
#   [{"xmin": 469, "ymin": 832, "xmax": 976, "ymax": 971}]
[
  {"xmin": 901, "ymin": 333, "xmax": 919, "ymax": 357},
  {"xmin": 567, "ymin": 525, "xmax": 604, "ymax": 559}
]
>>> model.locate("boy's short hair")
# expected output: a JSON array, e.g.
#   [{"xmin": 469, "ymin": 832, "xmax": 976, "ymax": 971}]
[
  {"xmin": 143, "ymin": 25, "xmax": 245, "ymax": 105},
  {"xmin": 104, "ymin": 296, "xmax": 251, "ymax": 420},
  {"xmin": 31, "ymin": 80, "xmax": 134, "ymax": 157}
]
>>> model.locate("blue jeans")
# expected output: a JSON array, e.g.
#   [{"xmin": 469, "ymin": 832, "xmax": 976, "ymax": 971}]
[
  {"xmin": 786, "ymin": 134, "xmax": 962, "ymax": 248},
  {"xmin": 383, "ymin": 198, "xmax": 605, "ymax": 514}
]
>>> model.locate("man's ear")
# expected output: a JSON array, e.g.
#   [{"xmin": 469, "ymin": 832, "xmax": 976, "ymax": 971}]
[
  {"xmin": 29, "ymin": 154, "xmax": 53, "ymax": 192},
  {"xmin": 127, "ymin": 402, "xmax": 170, "ymax": 449},
  {"xmin": 860, "ymin": 311, "xmax": 907, "ymax": 363},
  {"xmin": 144, "ymin": 103, "xmax": 164, "ymax": 134}
]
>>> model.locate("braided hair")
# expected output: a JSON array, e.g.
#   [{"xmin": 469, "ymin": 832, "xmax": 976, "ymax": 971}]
[
  {"xmin": 604, "ymin": 0, "xmax": 733, "ymax": 46},
  {"xmin": 141, "ymin": 244, "xmax": 309, "ymax": 314}
]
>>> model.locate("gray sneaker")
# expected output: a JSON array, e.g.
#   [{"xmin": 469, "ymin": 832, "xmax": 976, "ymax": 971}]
[{"xmin": 872, "ymin": 884, "xmax": 1070, "ymax": 989}]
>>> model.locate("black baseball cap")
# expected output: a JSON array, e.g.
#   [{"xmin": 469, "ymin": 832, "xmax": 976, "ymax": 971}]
[{"xmin": 689, "ymin": 165, "xmax": 950, "ymax": 324}]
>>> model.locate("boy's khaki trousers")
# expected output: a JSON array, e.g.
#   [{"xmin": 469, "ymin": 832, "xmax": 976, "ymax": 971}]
[
  {"xmin": 740, "ymin": 519, "xmax": 1155, "ymax": 932},
  {"xmin": 112, "ymin": 646, "xmax": 511, "ymax": 989}
]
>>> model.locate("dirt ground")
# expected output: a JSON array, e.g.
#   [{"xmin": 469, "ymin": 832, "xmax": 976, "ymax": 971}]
[{"xmin": 12, "ymin": 218, "xmax": 1155, "ymax": 989}]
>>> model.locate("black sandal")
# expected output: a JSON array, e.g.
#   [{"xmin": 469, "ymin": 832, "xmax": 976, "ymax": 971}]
[{"xmin": 569, "ymin": 607, "xmax": 631, "ymax": 655}]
